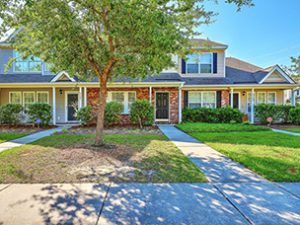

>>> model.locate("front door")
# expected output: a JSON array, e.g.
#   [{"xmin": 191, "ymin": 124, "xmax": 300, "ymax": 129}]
[
  {"xmin": 67, "ymin": 93, "xmax": 78, "ymax": 121},
  {"xmin": 156, "ymin": 93, "xmax": 169, "ymax": 120},
  {"xmin": 233, "ymin": 93, "xmax": 239, "ymax": 109}
]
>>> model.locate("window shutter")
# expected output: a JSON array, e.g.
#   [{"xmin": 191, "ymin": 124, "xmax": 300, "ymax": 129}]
[
  {"xmin": 213, "ymin": 53, "xmax": 218, "ymax": 74},
  {"xmin": 184, "ymin": 91, "xmax": 189, "ymax": 108},
  {"xmin": 181, "ymin": 59, "xmax": 186, "ymax": 74},
  {"xmin": 216, "ymin": 91, "xmax": 221, "ymax": 108}
]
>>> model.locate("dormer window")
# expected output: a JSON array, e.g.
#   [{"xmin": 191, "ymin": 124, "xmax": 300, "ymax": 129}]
[
  {"xmin": 14, "ymin": 51, "xmax": 42, "ymax": 73},
  {"xmin": 186, "ymin": 53, "xmax": 212, "ymax": 74}
]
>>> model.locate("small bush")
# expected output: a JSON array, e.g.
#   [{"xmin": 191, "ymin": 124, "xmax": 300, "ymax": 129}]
[
  {"xmin": 130, "ymin": 100, "xmax": 154, "ymax": 128},
  {"xmin": 0, "ymin": 104, "xmax": 23, "ymax": 125},
  {"xmin": 105, "ymin": 101, "xmax": 123, "ymax": 126},
  {"xmin": 182, "ymin": 107, "xmax": 243, "ymax": 123},
  {"xmin": 255, "ymin": 104, "xmax": 295, "ymax": 124},
  {"xmin": 289, "ymin": 107, "xmax": 300, "ymax": 125},
  {"xmin": 27, "ymin": 103, "xmax": 52, "ymax": 126},
  {"xmin": 76, "ymin": 106, "xmax": 94, "ymax": 125}
]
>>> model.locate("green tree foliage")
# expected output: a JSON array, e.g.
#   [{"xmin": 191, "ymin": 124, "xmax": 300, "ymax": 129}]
[{"xmin": 0, "ymin": 0, "xmax": 252, "ymax": 144}]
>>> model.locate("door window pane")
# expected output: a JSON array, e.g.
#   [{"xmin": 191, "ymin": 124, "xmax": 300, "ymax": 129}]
[{"xmin": 9, "ymin": 92, "xmax": 22, "ymax": 104}]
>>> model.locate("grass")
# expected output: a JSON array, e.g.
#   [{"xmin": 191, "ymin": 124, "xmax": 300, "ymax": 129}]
[
  {"xmin": 284, "ymin": 128, "xmax": 300, "ymax": 133},
  {"xmin": 0, "ymin": 133, "xmax": 28, "ymax": 143},
  {"xmin": 177, "ymin": 122, "xmax": 300, "ymax": 182},
  {"xmin": 0, "ymin": 132, "xmax": 206, "ymax": 183}
]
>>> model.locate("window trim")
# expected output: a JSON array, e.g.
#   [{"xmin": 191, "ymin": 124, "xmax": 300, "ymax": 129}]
[
  {"xmin": 9, "ymin": 91, "xmax": 22, "ymax": 104},
  {"xmin": 107, "ymin": 91, "xmax": 136, "ymax": 114},
  {"xmin": 186, "ymin": 52, "xmax": 213, "ymax": 75},
  {"xmin": 23, "ymin": 91, "xmax": 36, "ymax": 109},
  {"xmin": 36, "ymin": 91, "xmax": 49, "ymax": 104},
  {"xmin": 188, "ymin": 91, "xmax": 217, "ymax": 108},
  {"xmin": 267, "ymin": 92, "xmax": 277, "ymax": 104},
  {"xmin": 13, "ymin": 50, "xmax": 42, "ymax": 73},
  {"xmin": 247, "ymin": 92, "xmax": 277, "ymax": 109}
]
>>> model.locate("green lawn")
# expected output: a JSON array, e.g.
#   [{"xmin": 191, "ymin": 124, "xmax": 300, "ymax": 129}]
[
  {"xmin": 0, "ymin": 132, "xmax": 206, "ymax": 183},
  {"xmin": 177, "ymin": 123, "xmax": 300, "ymax": 182},
  {"xmin": 0, "ymin": 133, "xmax": 28, "ymax": 143},
  {"xmin": 284, "ymin": 128, "xmax": 300, "ymax": 133}
]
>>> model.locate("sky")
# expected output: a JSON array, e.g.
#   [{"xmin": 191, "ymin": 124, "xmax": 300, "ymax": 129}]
[{"xmin": 199, "ymin": 0, "xmax": 300, "ymax": 68}]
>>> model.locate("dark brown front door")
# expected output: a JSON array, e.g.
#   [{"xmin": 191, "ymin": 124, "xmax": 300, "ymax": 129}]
[{"xmin": 156, "ymin": 93, "xmax": 169, "ymax": 120}]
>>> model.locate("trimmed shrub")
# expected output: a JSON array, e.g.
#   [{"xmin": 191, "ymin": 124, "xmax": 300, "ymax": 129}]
[
  {"xmin": 76, "ymin": 106, "xmax": 94, "ymax": 125},
  {"xmin": 182, "ymin": 107, "xmax": 243, "ymax": 123},
  {"xmin": 289, "ymin": 107, "xmax": 300, "ymax": 125},
  {"xmin": 130, "ymin": 100, "xmax": 154, "ymax": 128},
  {"xmin": 0, "ymin": 104, "xmax": 23, "ymax": 125},
  {"xmin": 255, "ymin": 104, "xmax": 295, "ymax": 124},
  {"xmin": 27, "ymin": 103, "xmax": 52, "ymax": 126},
  {"xmin": 104, "ymin": 101, "xmax": 123, "ymax": 126}
]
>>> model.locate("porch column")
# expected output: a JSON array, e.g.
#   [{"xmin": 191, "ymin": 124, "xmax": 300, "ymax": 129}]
[
  {"xmin": 251, "ymin": 88, "xmax": 255, "ymax": 124},
  {"xmin": 291, "ymin": 89, "xmax": 296, "ymax": 106},
  {"xmin": 230, "ymin": 88, "xmax": 234, "ymax": 108},
  {"xmin": 149, "ymin": 86, "xmax": 152, "ymax": 105},
  {"xmin": 79, "ymin": 87, "xmax": 82, "ymax": 109},
  {"xmin": 83, "ymin": 87, "xmax": 87, "ymax": 107},
  {"xmin": 178, "ymin": 86, "xmax": 182, "ymax": 123},
  {"xmin": 52, "ymin": 87, "xmax": 56, "ymax": 125}
]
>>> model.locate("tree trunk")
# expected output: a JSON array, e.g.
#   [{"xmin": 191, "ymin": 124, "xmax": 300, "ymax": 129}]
[{"xmin": 95, "ymin": 76, "xmax": 108, "ymax": 145}]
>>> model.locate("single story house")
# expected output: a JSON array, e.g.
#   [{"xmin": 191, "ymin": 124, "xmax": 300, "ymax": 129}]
[{"xmin": 0, "ymin": 38, "xmax": 298, "ymax": 124}]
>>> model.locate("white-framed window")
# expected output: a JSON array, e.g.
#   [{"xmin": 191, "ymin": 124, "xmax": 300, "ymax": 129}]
[
  {"xmin": 14, "ymin": 51, "xmax": 42, "ymax": 73},
  {"xmin": 186, "ymin": 53, "xmax": 212, "ymax": 74},
  {"xmin": 9, "ymin": 92, "xmax": 22, "ymax": 104},
  {"xmin": 188, "ymin": 91, "xmax": 216, "ymax": 108},
  {"xmin": 107, "ymin": 91, "xmax": 136, "ymax": 114},
  {"xmin": 23, "ymin": 92, "xmax": 35, "ymax": 109},
  {"xmin": 36, "ymin": 91, "xmax": 49, "ymax": 104},
  {"xmin": 256, "ymin": 92, "xmax": 276, "ymax": 105}
]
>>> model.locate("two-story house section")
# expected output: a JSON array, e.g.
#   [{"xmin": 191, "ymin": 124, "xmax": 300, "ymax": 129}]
[{"xmin": 0, "ymin": 37, "xmax": 298, "ymax": 125}]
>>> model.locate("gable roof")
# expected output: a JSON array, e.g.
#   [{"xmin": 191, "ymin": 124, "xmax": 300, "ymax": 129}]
[
  {"xmin": 189, "ymin": 38, "xmax": 228, "ymax": 49},
  {"xmin": 51, "ymin": 71, "xmax": 76, "ymax": 82}
]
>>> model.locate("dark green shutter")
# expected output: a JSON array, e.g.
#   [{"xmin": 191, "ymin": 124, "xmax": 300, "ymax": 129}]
[
  {"xmin": 184, "ymin": 91, "xmax": 189, "ymax": 108},
  {"xmin": 216, "ymin": 91, "xmax": 221, "ymax": 108},
  {"xmin": 213, "ymin": 53, "xmax": 218, "ymax": 74}
]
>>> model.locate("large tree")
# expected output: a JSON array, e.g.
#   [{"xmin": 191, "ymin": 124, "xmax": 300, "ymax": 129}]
[{"xmin": 0, "ymin": 0, "xmax": 252, "ymax": 145}]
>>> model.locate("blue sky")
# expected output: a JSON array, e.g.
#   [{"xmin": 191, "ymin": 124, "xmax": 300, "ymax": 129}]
[{"xmin": 200, "ymin": 0, "xmax": 300, "ymax": 68}]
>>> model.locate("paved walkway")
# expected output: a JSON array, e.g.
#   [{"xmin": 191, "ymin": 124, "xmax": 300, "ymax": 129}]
[
  {"xmin": 159, "ymin": 125, "xmax": 266, "ymax": 183},
  {"xmin": 0, "ymin": 126, "xmax": 65, "ymax": 153},
  {"xmin": 0, "ymin": 183, "xmax": 299, "ymax": 225},
  {"xmin": 272, "ymin": 128, "xmax": 300, "ymax": 136}
]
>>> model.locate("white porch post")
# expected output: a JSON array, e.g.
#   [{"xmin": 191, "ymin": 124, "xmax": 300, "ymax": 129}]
[
  {"xmin": 78, "ymin": 87, "xmax": 82, "ymax": 109},
  {"xmin": 149, "ymin": 86, "xmax": 152, "ymax": 105},
  {"xmin": 251, "ymin": 88, "xmax": 255, "ymax": 124},
  {"xmin": 291, "ymin": 89, "xmax": 296, "ymax": 106},
  {"xmin": 178, "ymin": 86, "xmax": 182, "ymax": 123},
  {"xmin": 52, "ymin": 87, "xmax": 56, "ymax": 125},
  {"xmin": 230, "ymin": 88, "xmax": 234, "ymax": 108},
  {"xmin": 83, "ymin": 87, "xmax": 87, "ymax": 107}
]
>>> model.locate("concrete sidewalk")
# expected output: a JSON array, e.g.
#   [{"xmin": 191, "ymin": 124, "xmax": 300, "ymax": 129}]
[
  {"xmin": 0, "ymin": 126, "xmax": 65, "ymax": 153},
  {"xmin": 272, "ymin": 128, "xmax": 300, "ymax": 136},
  {"xmin": 0, "ymin": 183, "xmax": 299, "ymax": 225},
  {"xmin": 159, "ymin": 125, "xmax": 266, "ymax": 183}
]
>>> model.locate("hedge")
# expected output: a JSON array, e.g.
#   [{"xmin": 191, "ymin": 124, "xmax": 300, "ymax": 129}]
[
  {"xmin": 255, "ymin": 104, "xmax": 295, "ymax": 124},
  {"xmin": 182, "ymin": 107, "xmax": 243, "ymax": 123},
  {"xmin": 0, "ymin": 104, "xmax": 23, "ymax": 125}
]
